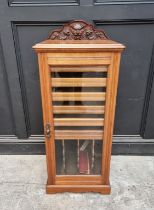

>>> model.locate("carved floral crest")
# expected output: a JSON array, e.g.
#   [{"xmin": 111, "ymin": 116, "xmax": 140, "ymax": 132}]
[{"xmin": 48, "ymin": 20, "xmax": 109, "ymax": 40}]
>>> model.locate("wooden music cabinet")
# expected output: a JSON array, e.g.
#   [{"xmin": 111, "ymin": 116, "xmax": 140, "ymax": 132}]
[{"xmin": 33, "ymin": 20, "xmax": 125, "ymax": 194}]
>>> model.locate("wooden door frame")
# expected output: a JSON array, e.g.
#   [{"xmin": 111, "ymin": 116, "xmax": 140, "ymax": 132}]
[{"xmin": 37, "ymin": 48, "xmax": 122, "ymax": 193}]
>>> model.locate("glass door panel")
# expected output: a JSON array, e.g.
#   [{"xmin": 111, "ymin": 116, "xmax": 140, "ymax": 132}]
[
  {"xmin": 50, "ymin": 66, "xmax": 108, "ymax": 175},
  {"xmin": 56, "ymin": 140, "xmax": 102, "ymax": 175}
]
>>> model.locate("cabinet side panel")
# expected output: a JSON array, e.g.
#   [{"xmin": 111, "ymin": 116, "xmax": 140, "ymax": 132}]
[{"xmin": 102, "ymin": 52, "xmax": 121, "ymax": 185}]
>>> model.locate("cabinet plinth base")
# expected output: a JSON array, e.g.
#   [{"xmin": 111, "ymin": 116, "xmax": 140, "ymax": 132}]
[{"xmin": 46, "ymin": 184, "xmax": 111, "ymax": 194}]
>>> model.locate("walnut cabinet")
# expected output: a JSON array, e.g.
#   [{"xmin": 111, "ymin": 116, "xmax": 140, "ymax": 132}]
[{"xmin": 33, "ymin": 20, "xmax": 125, "ymax": 194}]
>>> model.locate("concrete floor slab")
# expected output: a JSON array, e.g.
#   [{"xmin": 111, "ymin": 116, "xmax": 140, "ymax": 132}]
[{"xmin": 0, "ymin": 155, "xmax": 154, "ymax": 210}]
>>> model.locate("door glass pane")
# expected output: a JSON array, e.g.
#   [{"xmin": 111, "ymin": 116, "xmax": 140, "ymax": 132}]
[
  {"xmin": 50, "ymin": 66, "xmax": 108, "ymax": 175},
  {"xmin": 56, "ymin": 140, "xmax": 102, "ymax": 175}
]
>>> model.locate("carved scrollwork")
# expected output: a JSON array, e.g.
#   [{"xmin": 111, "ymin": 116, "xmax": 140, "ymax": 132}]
[{"xmin": 48, "ymin": 20, "xmax": 109, "ymax": 40}]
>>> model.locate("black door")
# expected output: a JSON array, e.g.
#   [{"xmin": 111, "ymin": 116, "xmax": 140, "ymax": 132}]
[{"xmin": 0, "ymin": 0, "xmax": 154, "ymax": 153}]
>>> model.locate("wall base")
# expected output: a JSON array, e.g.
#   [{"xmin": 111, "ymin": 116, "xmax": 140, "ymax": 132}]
[{"xmin": 0, "ymin": 136, "xmax": 154, "ymax": 155}]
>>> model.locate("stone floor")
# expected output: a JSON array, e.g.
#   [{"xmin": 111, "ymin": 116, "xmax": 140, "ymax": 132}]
[{"xmin": 0, "ymin": 155, "xmax": 154, "ymax": 210}]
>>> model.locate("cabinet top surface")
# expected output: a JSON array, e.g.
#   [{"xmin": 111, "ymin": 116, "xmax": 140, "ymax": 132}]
[{"xmin": 33, "ymin": 40, "xmax": 125, "ymax": 52}]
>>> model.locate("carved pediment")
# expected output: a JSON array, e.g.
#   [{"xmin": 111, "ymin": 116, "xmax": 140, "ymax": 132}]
[{"xmin": 48, "ymin": 20, "xmax": 109, "ymax": 40}]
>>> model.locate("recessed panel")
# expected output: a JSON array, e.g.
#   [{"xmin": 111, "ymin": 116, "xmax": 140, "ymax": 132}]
[
  {"xmin": 0, "ymin": 42, "xmax": 14, "ymax": 135},
  {"xmin": 9, "ymin": 0, "xmax": 79, "ymax": 6},
  {"xmin": 13, "ymin": 24, "xmax": 67, "ymax": 135},
  {"xmin": 95, "ymin": 22, "xmax": 154, "ymax": 135},
  {"xmin": 94, "ymin": 0, "xmax": 154, "ymax": 4}
]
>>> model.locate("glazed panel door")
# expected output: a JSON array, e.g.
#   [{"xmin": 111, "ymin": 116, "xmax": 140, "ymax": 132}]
[
  {"xmin": 52, "ymin": 64, "xmax": 106, "ymax": 177},
  {"xmin": 38, "ymin": 51, "xmax": 117, "ymax": 185}
]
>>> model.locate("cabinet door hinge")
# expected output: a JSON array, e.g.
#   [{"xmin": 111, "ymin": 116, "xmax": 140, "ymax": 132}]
[{"xmin": 45, "ymin": 123, "xmax": 51, "ymax": 138}]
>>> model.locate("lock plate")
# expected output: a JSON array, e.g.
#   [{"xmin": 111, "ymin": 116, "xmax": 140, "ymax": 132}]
[{"xmin": 45, "ymin": 123, "xmax": 51, "ymax": 138}]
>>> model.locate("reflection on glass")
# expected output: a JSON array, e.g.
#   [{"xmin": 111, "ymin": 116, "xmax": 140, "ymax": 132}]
[
  {"xmin": 51, "ymin": 66, "xmax": 108, "ymax": 175},
  {"xmin": 56, "ymin": 140, "xmax": 102, "ymax": 175}
]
